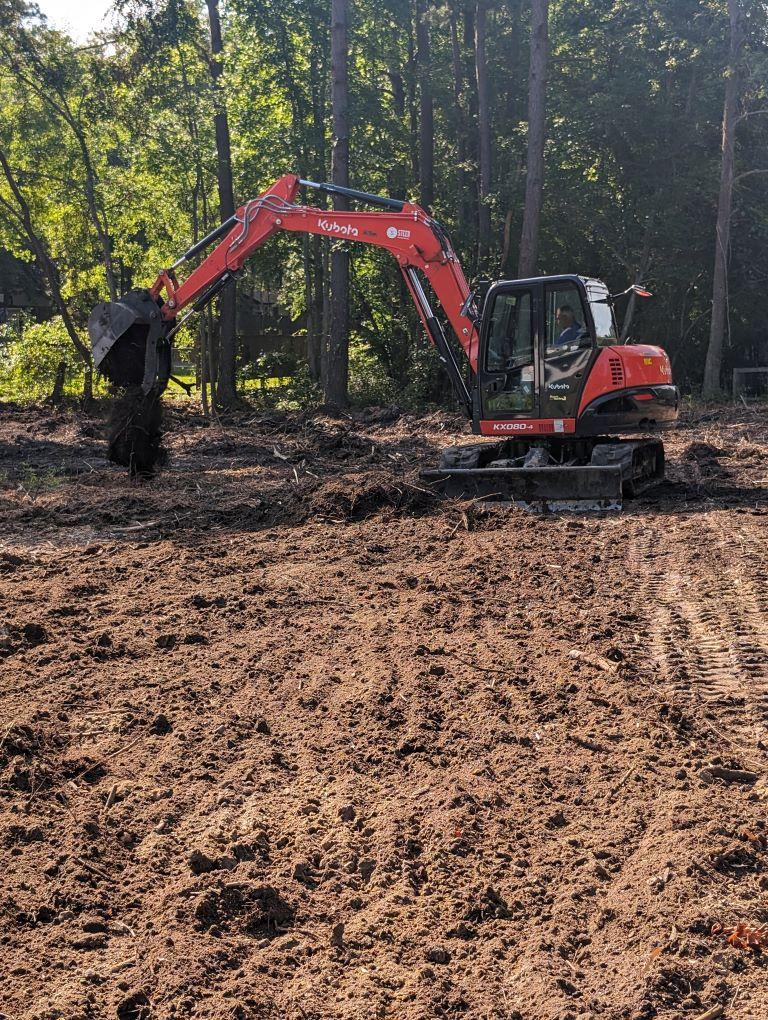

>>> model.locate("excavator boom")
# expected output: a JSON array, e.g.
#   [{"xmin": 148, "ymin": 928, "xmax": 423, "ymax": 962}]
[{"xmin": 89, "ymin": 173, "xmax": 478, "ymax": 413}]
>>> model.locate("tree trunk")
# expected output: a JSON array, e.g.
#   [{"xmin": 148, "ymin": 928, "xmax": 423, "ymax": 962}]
[
  {"xmin": 517, "ymin": 0, "xmax": 548, "ymax": 278},
  {"xmin": 307, "ymin": 38, "xmax": 325, "ymax": 383},
  {"xmin": 475, "ymin": 0, "xmax": 492, "ymax": 269},
  {"xmin": 325, "ymin": 0, "xmax": 350, "ymax": 407},
  {"xmin": 702, "ymin": 0, "xmax": 744, "ymax": 399},
  {"xmin": 206, "ymin": 0, "xmax": 239, "ymax": 409},
  {"xmin": 46, "ymin": 360, "xmax": 67, "ymax": 406},
  {"xmin": 449, "ymin": 10, "xmax": 470, "ymax": 232},
  {"xmin": 406, "ymin": 26, "xmax": 420, "ymax": 186},
  {"xmin": 620, "ymin": 211, "xmax": 656, "ymax": 342},
  {"xmin": 415, "ymin": 0, "xmax": 434, "ymax": 209},
  {"xmin": 506, "ymin": 0, "xmax": 523, "ymax": 126}
]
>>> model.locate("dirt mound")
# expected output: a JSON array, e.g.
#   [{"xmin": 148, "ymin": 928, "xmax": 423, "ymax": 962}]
[{"xmin": 308, "ymin": 475, "xmax": 438, "ymax": 521}]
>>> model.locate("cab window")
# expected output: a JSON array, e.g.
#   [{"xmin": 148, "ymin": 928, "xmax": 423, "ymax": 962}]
[
  {"xmin": 584, "ymin": 280, "xmax": 618, "ymax": 346},
  {"xmin": 486, "ymin": 290, "xmax": 533, "ymax": 371},
  {"xmin": 544, "ymin": 282, "xmax": 590, "ymax": 356},
  {"xmin": 484, "ymin": 290, "xmax": 534, "ymax": 413}
]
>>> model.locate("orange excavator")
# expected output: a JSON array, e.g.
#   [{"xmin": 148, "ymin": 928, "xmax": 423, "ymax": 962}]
[{"xmin": 88, "ymin": 173, "xmax": 679, "ymax": 509}]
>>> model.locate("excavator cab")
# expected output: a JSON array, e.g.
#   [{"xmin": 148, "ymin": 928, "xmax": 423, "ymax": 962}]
[
  {"xmin": 422, "ymin": 273, "xmax": 678, "ymax": 509},
  {"xmin": 476, "ymin": 275, "xmax": 611, "ymax": 424},
  {"xmin": 472, "ymin": 274, "xmax": 677, "ymax": 438}
]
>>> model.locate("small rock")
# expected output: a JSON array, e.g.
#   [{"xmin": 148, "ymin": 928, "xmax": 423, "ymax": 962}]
[
  {"xmin": 81, "ymin": 918, "xmax": 108, "ymax": 934},
  {"xmin": 426, "ymin": 946, "xmax": 451, "ymax": 964},
  {"xmin": 255, "ymin": 719, "xmax": 271, "ymax": 735},
  {"xmin": 155, "ymin": 634, "xmax": 177, "ymax": 649},
  {"xmin": 117, "ymin": 991, "xmax": 151, "ymax": 1020},
  {"xmin": 293, "ymin": 862, "xmax": 314, "ymax": 884},
  {"xmin": 338, "ymin": 804, "xmax": 356, "ymax": 822},
  {"xmin": 71, "ymin": 934, "xmax": 107, "ymax": 950},
  {"xmin": 330, "ymin": 922, "xmax": 345, "ymax": 947}
]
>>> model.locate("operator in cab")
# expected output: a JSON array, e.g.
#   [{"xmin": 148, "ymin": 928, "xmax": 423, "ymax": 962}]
[{"xmin": 555, "ymin": 304, "xmax": 583, "ymax": 346}]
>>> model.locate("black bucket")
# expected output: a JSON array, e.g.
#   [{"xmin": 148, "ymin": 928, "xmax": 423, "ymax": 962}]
[{"xmin": 88, "ymin": 289, "xmax": 171, "ymax": 393}]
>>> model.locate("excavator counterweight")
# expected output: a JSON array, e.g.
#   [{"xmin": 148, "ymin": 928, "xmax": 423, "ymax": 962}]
[{"xmin": 88, "ymin": 173, "xmax": 679, "ymax": 507}]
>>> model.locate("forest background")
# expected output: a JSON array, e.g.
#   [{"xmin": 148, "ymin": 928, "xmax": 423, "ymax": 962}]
[{"xmin": 0, "ymin": 0, "xmax": 766, "ymax": 411}]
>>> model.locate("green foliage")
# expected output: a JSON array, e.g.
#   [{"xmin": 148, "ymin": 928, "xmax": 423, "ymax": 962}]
[{"xmin": 0, "ymin": 318, "xmax": 84, "ymax": 400}]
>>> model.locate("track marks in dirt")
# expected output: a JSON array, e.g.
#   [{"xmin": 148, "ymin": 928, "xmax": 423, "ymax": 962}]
[{"xmin": 630, "ymin": 515, "xmax": 768, "ymax": 719}]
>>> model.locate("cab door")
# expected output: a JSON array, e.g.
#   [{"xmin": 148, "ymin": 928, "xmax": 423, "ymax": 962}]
[
  {"xmin": 477, "ymin": 284, "xmax": 540, "ymax": 422},
  {"xmin": 540, "ymin": 279, "xmax": 596, "ymax": 418}
]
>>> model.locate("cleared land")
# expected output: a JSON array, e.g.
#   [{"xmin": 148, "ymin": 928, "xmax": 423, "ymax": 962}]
[{"xmin": 1, "ymin": 401, "xmax": 767, "ymax": 1020}]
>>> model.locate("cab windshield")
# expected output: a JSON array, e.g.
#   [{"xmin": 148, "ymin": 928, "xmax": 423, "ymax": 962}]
[{"xmin": 584, "ymin": 280, "xmax": 618, "ymax": 346}]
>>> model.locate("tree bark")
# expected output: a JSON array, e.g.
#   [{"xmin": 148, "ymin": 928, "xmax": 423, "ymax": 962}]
[
  {"xmin": 415, "ymin": 0, "xmax": 434, "ymax": 209},
  {"xmin": 325, "ymin": 0, "xmax": 350, "ymax": 407},
  {"xmin": 47, "ymin": 361, "xmax": 67, "ymax": 406},
  {"xmin": 406, "ymin": 26, "xmax": 420, "ymax": 186},
  {"xmin": 449, "ymin": 10, "xmax": 470, "ymax": 230},
  {"xmin": 307, "ymin": 36, "xmax": 326, "ymax": 383},
  {"xmin": 475, "ymin": 0, "xmax": 492, "ymax": 269},
  {"xmin": 702, "ymin": 0, "xmax": 744, "ymax": 399},
  {"xmin": 517, "ymin": 0, "xmax": 548, "ymax": 278},
  {"xmin": 506, "ymin": 0, "xmax": 523, "ymax": 127},
  {"xmin": 206, "ymin": 0, "xmax": 239, "ymax": 408}
]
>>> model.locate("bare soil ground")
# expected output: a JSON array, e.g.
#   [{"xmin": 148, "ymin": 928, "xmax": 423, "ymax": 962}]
[{"xmin": 1, "ymin": 400, "xmax": 767, "ymax": 1020}]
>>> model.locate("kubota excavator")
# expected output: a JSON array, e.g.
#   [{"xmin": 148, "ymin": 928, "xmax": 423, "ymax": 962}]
[{"xmin": 88, "ymin": 173, "xmax": 679, "ymax": 509}]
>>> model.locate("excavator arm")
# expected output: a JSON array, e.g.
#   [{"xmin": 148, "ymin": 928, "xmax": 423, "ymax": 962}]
[{"xmin": 89, "ymin": 173, "xmax": 480, "ymax": 414}]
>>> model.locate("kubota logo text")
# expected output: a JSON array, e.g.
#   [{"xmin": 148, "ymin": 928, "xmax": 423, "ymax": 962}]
[{"xmin": 318, "ymin": 218, "xmax": 359, "ymax": 237}]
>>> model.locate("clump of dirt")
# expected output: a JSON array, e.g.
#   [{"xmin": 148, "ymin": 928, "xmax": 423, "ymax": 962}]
[
  {"xmin": 308, "ymin": 476, "xmax": 438, "ymax": 521},
  {"xmin": 107, "ymin": 387, "xmax": 166, "ymax": 477},
  {"xmin": 193, "ymin": 884, "xmax": 295, "ymax": 937}
]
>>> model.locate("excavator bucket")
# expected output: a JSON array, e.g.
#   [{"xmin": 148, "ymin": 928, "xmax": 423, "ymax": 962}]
[{"xmin": 88, "ymin": 288, "xmax": 171, "ymax": 395}]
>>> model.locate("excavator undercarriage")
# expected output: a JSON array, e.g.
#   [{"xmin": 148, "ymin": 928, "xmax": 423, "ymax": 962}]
[{"xmin": 421, "ymin": 436, "xmax": 665, "ymax": 512}]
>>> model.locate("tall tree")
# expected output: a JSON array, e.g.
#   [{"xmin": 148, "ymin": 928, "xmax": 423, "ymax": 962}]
[
  {"xmin": 415, "ymin": 0, "xmax": 434, "ymax": 209},
  {"xmin": 325, "ymin": 0, "xmax": 350, "ymax": 406},
  {"xmin": 206, "ymin": 0, "xmax": 239, "ymax": 408},
  {"xmin": 702, "ymin": 0, "xmax": 744, "ymax": 399},
  {"xmin": 475, "ymin": 0, "xmax": 491, "ymax": 268},
  {"xmin": 517, "ymin": 0, "xmax": 548, "ymax": 278}
]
